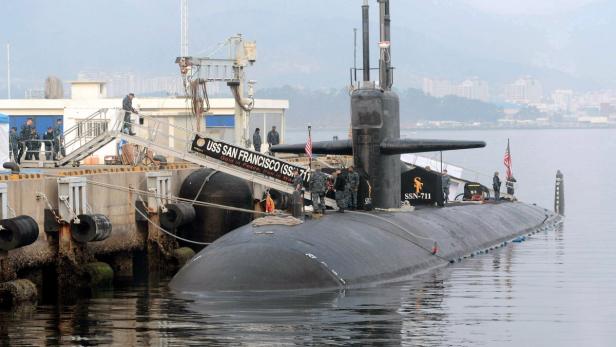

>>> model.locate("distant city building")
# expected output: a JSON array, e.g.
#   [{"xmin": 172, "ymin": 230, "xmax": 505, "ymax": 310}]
[
  {"xmin": 422, "ymin": 77, "xmax": 490, "ymax": 102},
  {"xmin": 505, "ymin": 76, "xmax": 543, "ymax": 104},
  {"xmin": 458, "ymin": 77, "xmax": 490, "ymax": 102},
  {"xmin": 422, "ymin": 78, "xmax": 454, "ymax": 98},
  {"xmin": 552, "ymin": 89, "xmax": 573, "ymax": 112}
]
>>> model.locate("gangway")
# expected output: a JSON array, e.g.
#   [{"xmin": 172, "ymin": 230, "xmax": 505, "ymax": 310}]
[{"xmin": 57, "ymin": 108, "xmax": 337, "ymax": 207}]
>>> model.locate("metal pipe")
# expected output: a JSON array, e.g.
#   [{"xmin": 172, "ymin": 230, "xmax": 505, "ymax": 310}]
[
  {"xmin": 362, "ymin": 0, "xmax": 370, "ymax": 82},
  {"xmin": 378, "ymin": 0, "xmax": 392, "ymax": 90}
]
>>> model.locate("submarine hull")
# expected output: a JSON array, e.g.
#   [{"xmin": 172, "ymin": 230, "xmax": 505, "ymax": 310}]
[{"xmin": 170, "ymin": 202, "xmax": 556, "ymax": 293}]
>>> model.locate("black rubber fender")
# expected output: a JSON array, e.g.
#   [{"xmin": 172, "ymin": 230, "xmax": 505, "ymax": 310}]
[
  {"xmin": 0, "ymin": 215, "xmax": 39, "ymax": 251},
  {"xmin": 160, "ymin": 203, "xmax": 196, "ymax": 229},
  {"xmin": 71, "ymin": 214, "xmax": 112, "ymax": 243}
]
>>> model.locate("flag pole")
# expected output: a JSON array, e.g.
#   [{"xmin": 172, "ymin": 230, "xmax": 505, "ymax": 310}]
[{"xmin": 308, "ymin": 125, "xmax": 312, "ymax": 170}]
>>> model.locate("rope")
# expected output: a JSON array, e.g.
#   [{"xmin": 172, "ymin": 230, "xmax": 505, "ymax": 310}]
[
  {"xmin": 38, "ymin": 171, "xmax": 278, "ymax": 217},
  {"xmin": 131, "ymin": 199, "xmax": 211, "ymax": 246},
  {"xmin": 192, "ymin": 169, "xmax": 217, "ymax": 203},
  {"xmin": 347, "ymin": 210, "xmax": 449, "ymax": 261},
  {"xmin": 252, "ymin": 215, "xmax": 303, "ymax": 227}
]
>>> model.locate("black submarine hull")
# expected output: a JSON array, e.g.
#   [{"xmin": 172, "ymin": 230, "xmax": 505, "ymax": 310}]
[{"xmin": 170, "ymin": 202, "xmax": 557, "ymax": 293}]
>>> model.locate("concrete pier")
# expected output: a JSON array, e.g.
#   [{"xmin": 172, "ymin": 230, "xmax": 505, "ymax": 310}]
[{"xmin": 0, "ymin": 163, "xmax": 197, "ymax": 305}]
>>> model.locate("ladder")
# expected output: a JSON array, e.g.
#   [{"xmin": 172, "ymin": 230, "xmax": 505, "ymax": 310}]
[{"xmin": 57, "ymin": 108, "xmax": 336, "ymax": 207}]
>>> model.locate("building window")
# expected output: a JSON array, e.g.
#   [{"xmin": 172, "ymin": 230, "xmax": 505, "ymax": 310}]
[{"xmin": 77, "ymin": 119, "xmax": 108, "ymax": 138}]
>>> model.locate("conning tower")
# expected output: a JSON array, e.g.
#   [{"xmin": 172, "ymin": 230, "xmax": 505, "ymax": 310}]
[{"xmin": 271, "ymin": 0, "xmax": 485, "ymax": 209}]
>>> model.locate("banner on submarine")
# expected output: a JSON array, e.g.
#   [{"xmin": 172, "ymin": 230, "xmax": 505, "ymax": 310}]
[{"xmin": 191, "ymin": 135, "xmax": 310, "ymax": 184}]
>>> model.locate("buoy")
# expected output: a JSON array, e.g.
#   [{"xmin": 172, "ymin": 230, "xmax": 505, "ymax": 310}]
[
  {"xmin": 71, "ymin": 214, "xmax": 112, "ymax": 243},
  {"xmin": 0, "ymin": 215, "xmax": 39, "ymax": 251}
]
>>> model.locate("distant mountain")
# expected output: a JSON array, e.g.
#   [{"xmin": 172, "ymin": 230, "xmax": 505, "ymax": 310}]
[
  {"xmin": 1, "ymin": 0, "xmax": 615, "ymax": 96},
  {"xmin": 259, "ymin": 86, "xmax": 503, "ymax": 128}
]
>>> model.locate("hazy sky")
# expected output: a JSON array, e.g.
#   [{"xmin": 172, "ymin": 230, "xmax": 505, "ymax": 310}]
[
  {"xmin": 463, "ymin": 0, "xmax": 600, "ymax": 15},
  {"xmin": 1, "ymin": 0, "xmax": 615, "ymax": 95}
]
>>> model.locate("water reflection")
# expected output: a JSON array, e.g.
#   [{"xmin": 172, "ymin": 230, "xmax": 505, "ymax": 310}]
[{"xmin": 1, "ymin": 221, "xmax": 612, "ymax": 346}]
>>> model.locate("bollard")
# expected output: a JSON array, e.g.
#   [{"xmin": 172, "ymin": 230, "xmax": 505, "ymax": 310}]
[
  {"xmin": 291, "ymin": 191, "xmax": 303, "ymax": 218},
  {"xmin": 554, "ymin": 170, "xmax": 565, "ymax": 216}
]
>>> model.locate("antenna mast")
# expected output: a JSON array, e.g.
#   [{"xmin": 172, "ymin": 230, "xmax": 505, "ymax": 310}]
[{"xmin": 180, "ymin": 0, "xmax": 188, "ymax": 56}]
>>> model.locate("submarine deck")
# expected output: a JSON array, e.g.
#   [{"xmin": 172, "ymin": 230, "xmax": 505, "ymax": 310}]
[{"xmin": 170, "ymin": 201, "xmax": 558, "ymax": 293}]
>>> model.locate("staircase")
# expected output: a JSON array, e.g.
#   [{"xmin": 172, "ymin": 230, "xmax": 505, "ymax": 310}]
[
  {"xmin": 56, "ymin": 108, "xmax": 119, "ymax": 167},
  {"xmin": 57, "ymin": 109, "xmax": 336, "ymax": 207}
]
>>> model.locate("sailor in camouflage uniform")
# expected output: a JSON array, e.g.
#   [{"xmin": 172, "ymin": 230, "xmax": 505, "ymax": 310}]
[
  {"xmin": 347, "ymin": 165, "xmax": 360, "ymax": 210},
  {"xmin": 309, "ymin": 168, "xmax": 327, "ymax": 214}
]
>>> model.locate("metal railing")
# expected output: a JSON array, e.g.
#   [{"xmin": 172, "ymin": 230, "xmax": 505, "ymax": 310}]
[{"xmin": 62, "ymin": 108, "xmax": 119, "ymax": 156}]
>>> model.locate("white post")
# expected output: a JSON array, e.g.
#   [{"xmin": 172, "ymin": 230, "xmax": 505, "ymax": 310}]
[
  {"xmin": 0, "ymin": 183, "xmax": 8, "ymax": 220},
  {"xmin": 6, "ymin": 43, "xmax": 11, "ymax": 99}
]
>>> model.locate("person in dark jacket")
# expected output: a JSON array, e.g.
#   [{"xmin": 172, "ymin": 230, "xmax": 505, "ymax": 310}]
[
  {"xmin": 252, "ymin": 128, "xmax": 262, "ymax": 152},
  {"xmin": 43, "ymin": 127, "xmax": 55, "ymax": 160},
  {"xmin": 27, "ymin": 128, "xmax": 40, "ymax": 160},
  {"xmin": 20, "ymin": 118, "xmax": 37, "ymax": 160},
  {"xmin": 334, "ymin": 169, "xmax": 347, "ymax": 212},
  {"xmin": 267, "ymin": 126, "xmax": 280, "ymax": 150},
  {"xmin": 493, "ymin": 171, "xmax": 501, "ymax": 202},
  {"xmin": 9, "ymin": 127, "xmax": 19, "ymax": 162},
  {"xmin": 122, "ymin": 93, "xmax": 137, "ymax": 135}
]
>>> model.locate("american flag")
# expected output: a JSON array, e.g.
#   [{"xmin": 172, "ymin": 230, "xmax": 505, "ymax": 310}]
[
  {"xmin": 504, "ymin": 139, "xmax": 513, "ymax": 179},
  {"xmin": 305, "ymin": 131, "xmax": 313, "ymax": 158}
]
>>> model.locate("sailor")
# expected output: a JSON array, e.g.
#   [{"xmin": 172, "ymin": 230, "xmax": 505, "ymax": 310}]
[
  {"xmin": 267, "ymin": 126, "xmax": 280, "ymax": 150},
  {"xmin": 493, "ymin": 171, "xmax": 501, "ymax": 202},
  {"xmin": 264, "ymin": 190, "xmax": 276, "ymax": 213},
  {"xmin": 506, "ymin": 176, "xmax": 517, "ymax": 197},
  {"xmin": 53, "ymin": 118, "xmax": 65, "ymax": 159},
  {"xmin": 252, "ymin": 128, "xmax": 262, "ymax": 152},
  {"xmin": 333, "ymin": 169, "xmax": 347, "ymax": 212},
  {"xmin": 292, "ymin": 168, "xmax": 303, "ymax": 191},
  {"xmin": 43, "ymin": 127, "xmax": 55, "ymax": 160},
  {"xmin": 347, "ymin": 166, "xmax": 359, "ymax": 210},
  {"xmin": 9, "ymin": 127, "xmax": 19, "ymax": 163},
  {"xmin": 309, "ymin": 168, "xmax": 327, "ymax": 214},
  {"xmin": 122, "ymin": 93, "xmax": 137, "ymax": 135},
  {"xmin": 19, "ymin": 118, "xmax": 36, "ymax": 161},
  {"xmin": 442, "ymin": 169, "xmax": 451, "ymax": 204},
  {"xmin": 27, "ymin": 127, "xmax": 40, "ymax": 161}
]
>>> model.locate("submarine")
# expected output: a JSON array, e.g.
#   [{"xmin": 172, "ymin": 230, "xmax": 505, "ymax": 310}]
[{"xmin": 170, "ymin": 0, "xmax": 559, "ymax": 293}]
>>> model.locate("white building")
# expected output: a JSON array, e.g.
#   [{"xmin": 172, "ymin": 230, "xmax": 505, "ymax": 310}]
[
  {"xmin": 458, "ymin": 77, "xmax": 490, "ymax": 102},
  {"xmin": 423, "ymin": 77, "xmax": 490, "ymax": 102},
  {"xmin": 0, "ymin": 81, "xmax": 289, "ymax": 163},
  {"xmin": 505, "ymin": 76, "xmax": 543, "ymax": 104},
  {"xmin": 552, "ymin": 89, "xmax": 574, "ymax": 112},
  {"xmin": 422, "ymin": 78, "xmax": 455, "ymax": 98}
]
